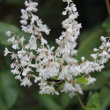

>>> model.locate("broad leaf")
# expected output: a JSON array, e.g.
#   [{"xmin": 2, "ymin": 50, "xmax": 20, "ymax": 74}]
[
  {"xmin": 76, "ymin": 27, "xmax": 105, "ymax": 61},
  {"xmin": 99, "ymin": 87, "xmax": 110, "ymax": 110},
  {"xmin": 35, "ymin": 94, "xmax": 63, "ymax": 110},
  {"xmin": 0, "ymin": 71, "xmax": 20, "ymax": 109},
  {"xmin": 0, "ymin": 100, "xmax": 7, "ymax": 110},
  {"xmin": 85, "ymin": 93, "xmax": 100, "ymax": 110}
]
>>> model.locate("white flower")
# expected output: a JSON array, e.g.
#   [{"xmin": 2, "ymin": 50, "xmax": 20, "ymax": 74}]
[
  {"xmin": 21, "ymin": 25, "xmax": 34, "ymax": 34},
  {"xmin": 8, "ymin": 36, "xmax": 15, "ymax": 43},
  {"xmin": 21, "ymin": 9, "xmax": 28, "ymax": 20},
  {"xmin": 22, "ymin": 67, "xmax": 32, "ymax": 76},
  {"xmin": 59, "ymin": 66, "xmax": 72, "ymax": 80},
  {"xmin": 71, "ymin": 4, "xmax": 77, "ymax": 12},
  {"xmin": 4, "ymin": 48, "xmax": 11, "ymax": 56},
  {"xmin": 34, "ymin": 77, "xmax": 41, "ymax": 83},
  {"xmin": 15, "ymin": 75, "xmax": 21, "ymax": 80},
  {"xmin": 75, "ymin": 84, "xmax": 83, "ymax": 95},
  {"xmin": 12, "ymin": 43, "xmax": 19, "ymax": 50},
  {"xmin": 81, "ymin": 57, "xmax": 85, "ymax": 61},
  {"xmin": 62, "ymin": 11, "xmax": 67, "ymax": 15},
  {"xmin": 20, "ymin": 36, "xmax": 25, "ymax": 43},
  {"xmin": 11, "ymin": 67, "xmax": 20, "ymax": 75},
  {"xmin": 20, "ymin": 20, "xmax": 27, "ymax": 25},
  {"xmin": 67, "ymin": 28, "xmax": 73, "ymax": 34},
  {"xmin": 31, "ymin": 14, "xmax": 38, "ymax": 24},
  {"xmin": 39, "ymin": 85, "xmax": 59, "ymax": 95},
  {"xmin": 21, "ymin": 77, "xmax": 32, "ymax": 87},
  {"xmin": 40, "ymin": 36, "xmax": 48, "ymax": 45},
  {"xmin": 6, "ymin": 31, "xmax": 11, "ymax": 36},
  {"xmin": 101, "ymin": 36, "xmax": 106, "ymax": 42},
  {"xmin": 61, "ymin": 82, "xmax": 75, "ymax": 93},
  {"xmin": 91, "ymin": 54, "xmax": 97, "ymax": 59},
  {"xmin": 25, "ymin": 1, "xmax": 38, "ymax": 12},
  {"xmin": 86, "ymin": 76, "xmax": 96, "ymax": 85},
  {"xmin": 63, "ymin": 0, "xmax": 72, "ymax": 3},
  {"xmin": 28, "ymin": 35, "xmax": 37, "ymax": 50}
]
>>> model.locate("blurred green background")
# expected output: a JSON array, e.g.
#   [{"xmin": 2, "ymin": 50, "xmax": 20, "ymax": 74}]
[{"xmin": 0, "ymin": 0, "xmax": 110, "ymax": 110}]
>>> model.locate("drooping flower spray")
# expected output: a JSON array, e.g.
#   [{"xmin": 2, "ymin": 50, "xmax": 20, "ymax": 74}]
[{"xmin": 5, "ymin": 0, "xmax": 110, "ymax": 99}]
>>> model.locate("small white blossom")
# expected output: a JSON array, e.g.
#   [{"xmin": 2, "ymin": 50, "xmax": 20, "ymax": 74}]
[
  {"xmin": 6, "ymin": 31, "xmax": 11, "ymax": 36},
  {"xmin": 28, "ymin": 35, "xmax": 37, "ymax": 50},
  {"xmin": 21, "ymin": 77, "xmax": 32, "ymax": 87},
  {"xmin": 4, "ymin": 48, "xmax": 11, "ymax": 56},
  {"xmin": 81, "ymin": 57, "xmax": 85, "ymax": 61},
  {"xmin": 86, "ymin": 76, "xmax": 96, "ymax": 85},
  {"xmin": 61, "ymin": 82, "xmax": 75, "ymax": 93}
]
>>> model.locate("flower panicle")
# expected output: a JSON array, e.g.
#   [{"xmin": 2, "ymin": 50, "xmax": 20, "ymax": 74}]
[{"xmin": 4, "ymin": 0, "xmax": 110, "ymax": 97}]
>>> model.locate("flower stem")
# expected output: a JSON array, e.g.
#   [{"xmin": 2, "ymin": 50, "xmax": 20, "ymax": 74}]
[
  {"xmin": 105, "ymin": 0, "xmax": 110, "ymax": 16},
  {"xmin": 76, "ymin": 94, "xmax": 85, "ymax": 110}
]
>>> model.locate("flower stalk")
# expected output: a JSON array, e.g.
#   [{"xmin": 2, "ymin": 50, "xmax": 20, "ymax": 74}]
[
  {"xmin": 105, "ymin": 0, "xmax": 110, "ymax": 16},
  {"xmin": 76, "ymin": 94, "xmax": 85, "ymax": 110}
]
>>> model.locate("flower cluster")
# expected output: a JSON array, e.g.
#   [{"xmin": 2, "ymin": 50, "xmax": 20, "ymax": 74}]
[{"xmin": 5, "ymin": 0, "xmax": 110, "ymax": 97}]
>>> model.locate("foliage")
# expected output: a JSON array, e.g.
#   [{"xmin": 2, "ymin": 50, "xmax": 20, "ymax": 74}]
[{"xmin": 85, "ymin": 93, "xmax": 100, "ymax": 110}]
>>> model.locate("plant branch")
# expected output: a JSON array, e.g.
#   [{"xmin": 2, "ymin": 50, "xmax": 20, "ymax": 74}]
[
  {"xmin": 105, "ymin": 0, "xmax": 110, "ymax": 16},
  {"xmin": 76, "ymin": 94, "xmax": 85, "ymax": 110}
]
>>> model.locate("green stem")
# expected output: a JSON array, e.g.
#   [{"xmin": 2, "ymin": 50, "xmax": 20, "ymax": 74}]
[
  {"xmin": 76, "ymin": 94, "xmax": 85, "ymax": 110},
  {"xmin": 105, "ymin": 0, "xmax": 110, "ymax": 16}
]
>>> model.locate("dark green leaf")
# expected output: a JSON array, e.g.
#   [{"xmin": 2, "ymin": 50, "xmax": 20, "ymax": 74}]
[
  {"xmin": 0, "ymin": 71, "xmax": 20, "ymax": 109},
  {"xmin": 99, "ymin": 87, "xmax": 110, "ymax": 110},
  {"xmin": 0, "ymin": 100, "xmax": 7, "ymax": 110},
  {"xmin": 102, "ymin": 17, "xmax": 110, "ymax": 33},
  {"xmin": 35, "ymin": 94, "xmax": 63, "ymax": 110}
]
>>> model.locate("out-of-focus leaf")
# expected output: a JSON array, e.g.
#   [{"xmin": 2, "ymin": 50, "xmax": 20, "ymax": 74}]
[
  {"xmin": 76, "ymin": 77, "xmax": 88, "ymax": 84},
  {"xmin": 35, "ymin": 94, "xmax": 63, "ymax": 110},
  {"xmin": 0, "ymin": 71, "xmax": 20, "ymax": 109},
  {"xmin": 0, "ymin": 100, "xmax": 7, "ymax": 110},
  {"xmin": 102, "ymin": 17, "xmax": 110, "ymax": 33},
  {"xmin": 99, "ymin": 87, "xmax": 110, "ymax": 110},
  {"xmin": 79, "ymin": 25, "xmax": 102, "ymax": 43},
  {"xmin": 85, "ymin": 93, "xmax": 100, "ymax": 110},
  {"xmin": 76, "ymin": 27, "xmax": 105, "ymax": 61},
  {"xmin": 60, "ymin": 94, "xmax": 71, "ymax": 108},
  {"xmin": 0, "ymin": 22, "xmax": 30, "ymax": 46},
  {"xmin": 102, "ymin": 70, "xmax": 110, "ymax": 77},
  {"xmin": 60, "ymin": 94, "xmax": 78, "ymax": 109}
]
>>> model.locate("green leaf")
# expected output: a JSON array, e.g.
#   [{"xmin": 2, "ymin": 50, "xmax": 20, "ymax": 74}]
[
  {"xmin": 0, "ymin": 71, "xmax": 20, "ymax": 109},
  {"xmin": 102, "ymin": 17, "xmax": 110, "ymax": 33},
  {"xmin": 35, "ymin": 94, "xmax": 63, "ymax": 110},
  {"xmin": 0, "ymin": 100, "xmax": 7, "ymax": 110},
  {"xmin": 76, "ymin": 26, "xmax": 105, "ymax": 61},
  {"xmin": 79, "ymin": 25, "xmax": 102, "ymax": 43},
  {"xmin": 76, "ymin": 76, "xmax": 88, "ymax": 84},
  {"xmin": 102, "ymin": 70, "xmax": 110, "ymax": 77},
  {"xmin": 86, "ymin": 93, "xmax": 100, "ymax": 110},
  {"xmin": 99, "ymin": 87, "xmax": 110, "ymax": 110}
]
